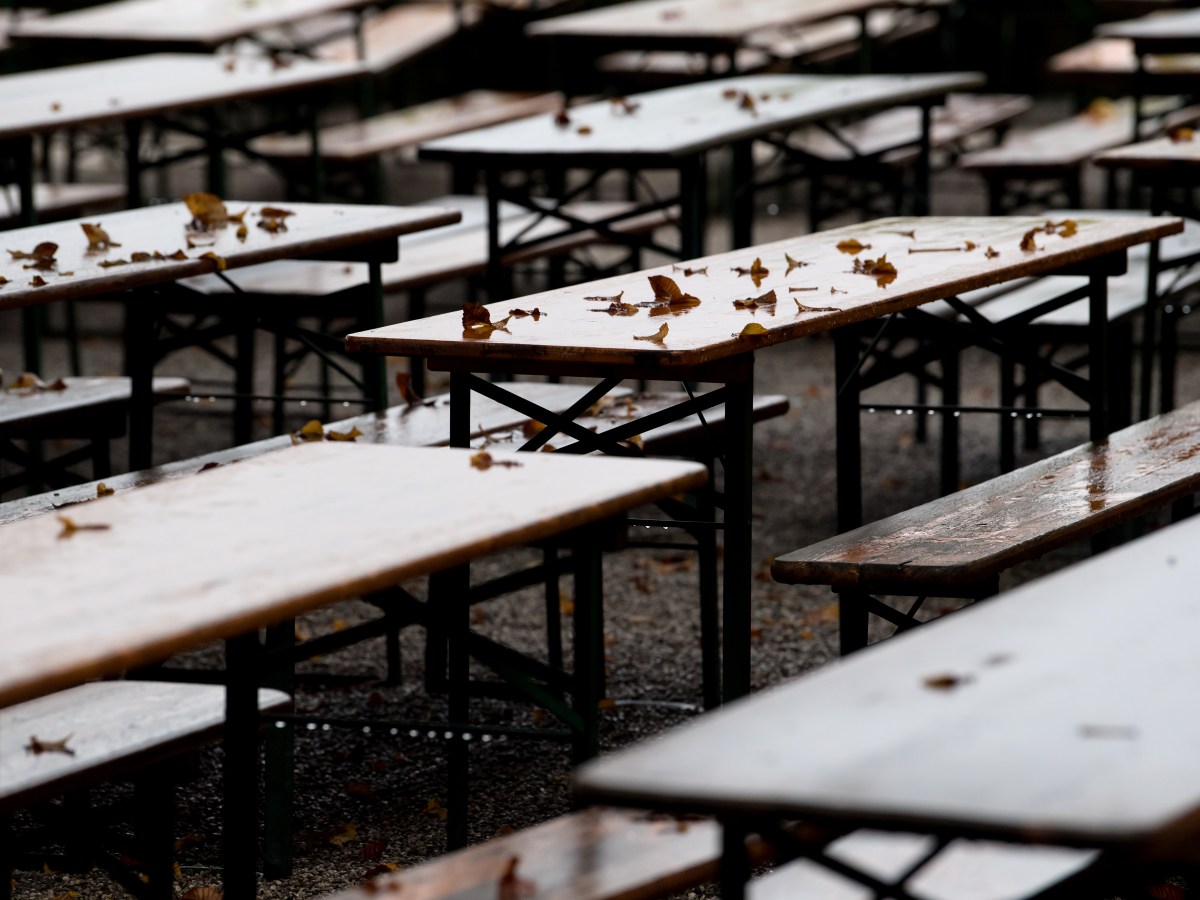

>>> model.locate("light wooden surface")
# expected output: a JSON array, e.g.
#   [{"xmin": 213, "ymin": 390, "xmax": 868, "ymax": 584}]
[
  {"xmin": 325, "ymin": 806, "xmax": 722, "ymax": 900},
  {"xmin": 577, "ymin": 512, "xmax": 1200, "ymax": 854},
  {"xmin": 0, "ymin": 182, "xmax": 127, "ymax": 225},
  {"xmin": 772, "ymin": 401, "xmax": 1200, "ymax": 589},
  {"xmin": 0, "ymin": 52, "xmax": 363, "ymax": 141},
  {"xmin": 179, "ymin": 194, "xmax": 674, "ymax": 296},
  {"xmin": 0, "ymin": 375, "xmax": 188, "ymax": 430},
  {"xmin": 418, "ymin": 72, "xmax": 985, "ymax": 165},
  {"xmin": 313, "ymin": 2, "xmax": 478, "ymax": 74},
  {"xmin": 961, "ymin": 99, "xmax": 1145, "ymax": 171},
  {"xmin": 9, "ymin": 0, "xmax": 377, "ymax": 49},
  {"xmin": 526, "ymin": 0, "xmax": 886, "ymax": 44},
  {"xmin": 0, "ymin": 200, "xmax": 460, "ymax": 312},
  {"xmin": 0, "ymin": 681, "xmax": 289, "ymax": 808},
  {"xmin": 347, "ymin": 214, "xmax": 1182, "ymax": 372},
  {"xmin": 0, "ymin": 443, "xmax": 706, "ymax": 709},
  {"xmin": 250, "ymin": 91, "xmax": 561, "ymax": 162},
  {"xmin": 1099, "ymin": 8, "xmax": 1200, "ymax": 47},
  {"xmin": 1048, "ymin": 37, "xmax": 1200, "ymax": 79},
  {"xmin": 1094, "ymin": 134, "xmax": 1200, "ymax": 168}
]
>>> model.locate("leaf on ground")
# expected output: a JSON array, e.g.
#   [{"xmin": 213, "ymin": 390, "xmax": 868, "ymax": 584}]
[
  {"xmin": 181, "ymin": 887, "xmax": 223, "ymax": 900},
  {"xmin": 423, "ymin": 798, "xmax": 449, "ymax": 822},
  {"xmin": 396, "ymin": 372, "xmax": 423, "ymax": 406},
  {"xmin": 670, "ymin": 265, "xmax": 707, "ymax": 276},
  {"xmin": 361, "ymin": 862, "xmax": 400, "ymax": 881},
  {"xmin": 327, "ymin": 822, "xmax": 359, "ymax": 846},
  {"xmin": 633, "ymin": 323, "xmax": 669, "ymax": 344}
]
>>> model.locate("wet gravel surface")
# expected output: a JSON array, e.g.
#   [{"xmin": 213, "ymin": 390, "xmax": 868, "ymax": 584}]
[{"xmin": 4, "ymin": 96, "xmax": 1198, "ymax": 900}]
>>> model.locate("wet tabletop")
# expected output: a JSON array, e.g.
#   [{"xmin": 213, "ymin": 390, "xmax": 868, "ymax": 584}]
[
  {"xmin": 0, "ymin": 200, "xmax": 460, "ymax": 312},
  {"xmin": 526, "ymin": 0, "xmax": 885, "ymax": 43},
  {"xmin": 0, "ymin": 442, "xmax": 706, "ymax": 709},
  {"xmin": 577, "ymin": 512, "xmax": 1200, "ymax": 854},
  {"xmin": 0, "ymin": 52, "xmax": 363, "ymax": 140},
  {"xmin": 418, "ymin": 72, "xmax": 985, "ymax": 163},
  {"xmin": 10, "ymin": 0, "xmax": 375, "ymax": 49},
  {"xmin": 1099, "ymin": 8, "xmax": 1200, "ymax": 46},
  {"xmin": 346, "ymin": 214, "xmax": 1183, "ymax": 371},
  {"xmin": 1094, "ymin": 135, "xmax": 1200, "ymax": 168}
]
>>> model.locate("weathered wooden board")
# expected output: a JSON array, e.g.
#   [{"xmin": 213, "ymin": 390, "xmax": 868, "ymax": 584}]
[
  {"xmin": 346, "ymin": 214, "xmax": 1181, "ymax": 372},
  {"xmin": 0, "ymin": 52, "xmax": 363, "ymax": 141},
  {"xmin": 0, "ymin": 443, "xmax": 706, "ymax": 709},
  {"xmin": 9, "ymin": 0, "xmax": 377, "ymax": 50},
  {"xmin": 771, "ymin": 401, "xmax": 1200, "ymax": 588},
  {"xmin": 418, "ymin": 72, "xmax": 985, "ymax": 165},
  {"xmin": 577, "ymin": 511, "xmax": 1200, "ymax": 854},
  {"xmin": 0, "ymin": 200, "xmax": 460, "ymax": 312}
]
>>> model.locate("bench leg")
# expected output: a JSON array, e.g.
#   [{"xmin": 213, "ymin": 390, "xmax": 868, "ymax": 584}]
[
  {"xmin": 837, "ymin": 590, "xmax": 870, "ymax": 656},
  {"xmin": 939, "ymin": 348, "xmax": 960, "ymax": 496},
  {"xmin": 0, "ymin": 813, "xmax": 12, "ymax": 900},
  {"xmin": 223, "ymin": 632, "xmax": 264, "ymax": 900},
  {"xmin": 571, "ymin": 528, "xmax": 605, "ymax": 763},
  {"xmin": 544, "ymin": 544, "xmax": 565, "ymax": 676},
  {"xmin": 698, "ymin": 460, "xmax": 722, "ymax": 711},
  {"xmin": 435, "ymin": 563, "xmax": 473, "ymax": 850},
  {"xmin": 134, "ymin": 765, "xmax": 177, "ymax": 900},
  {"xmin": 263, "ymin": 621, "xmax": 296, "ymax": 880}
]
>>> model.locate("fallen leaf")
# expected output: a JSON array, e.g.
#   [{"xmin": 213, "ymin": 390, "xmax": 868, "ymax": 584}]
[
  {"xmin": 985, "ymin": 246, "xmax": 1000, "ymax": 259},
  {"xmin": 293, "ymin": 419, "xmax": 326, "ymax": 443},
  {"xmin": 793, "ymin": 298, "xmax": 839, "ymax": 313},
  {"xmin": 58, "ymin": 516, "xmax": 109, "ymax": 538},
  {"xmin": 610, "ymin": 96, "xmax": 640, "ymax": 115},
  {"xmin": 423, "ymin": 798, "xmax": 449, "ymax": 821},
  {"xmin": 732, "ymin": 289, "xmax": 777, "ymax": 312},
  {"xmin": 837, "ymin": 239, "xmax": 870, "ymax": 254},
  {"xmin": 730, "ymin": 257, "xmax": 769, "ymax": 288},
  {"xmin": 737, "ymin": 91, "xmax": 757, "ymax": 115},
  {"xmin": 81, "ymin": 223, "xmax": 120, "ymax": 250},
  {"xmin": 462, "ymin": 301, "xmax": 511, "ymax": 338},
  {"xmin": 98, "ymin": 258, "xmax": 129, "ymax": 268},
  {"xmin": 633, "ymin": 323, "xmax": 669, "ymax": 344},
  {"xmin": 1055, "ymin": 219, "xmax": 1078, "ymax": 238},
  {"xmin": 597, "ymin": 698, "xmax": 617, "ymax": 711},
  {"xmin": 470, "ymin": 451, "xmax": 522, "ymax": 471},
  {"xmin": 737, "ymin": 322, "xmax": 768, "ymax": 338},
  {"xmin": 183, "ymin": 192, "xmax": 230, "ymax": 230},
  {"xmin": 345, "ymin": 780, "xmax": 375, "ymax": 800},
  {"xmin": 26, "ymin": 734, "xmax": 75, "ymax": 756},
  {"xmin": 361, "ymin": 862, "xmax": 400, "ymax": 881},
  {"xmin": 923, "ymin": 673, "xmax": 970, "ymax": 691},
  {"xmin": 236, "ymin": 224, "xmax": 248, "ymax": 242},
  {"xmin": 830, "ymin": 286, "xmax": 846, "ymax": 295},
  {"xmin": 260, "ymin": 206, "xmax": 294, "ymax": 221},
  {"xmin": 1169, "ymin": 126, "xmax": 1194, "ymax": 143},
  {"xmin": 327, "ymin": 822, "xmax": 359, "ymax": 846},
  {"xmin": 576, "ymin": 125, "xmax": 592, "ymax": 135},
  {"xmin": 29, "ymin": 275, "xmax": 47, "ymax": 286},
  {"xmin": 200, "ymin": 251, "xmax": 227, "ymax": 270},
  {"xmin": 647, "ymin": 274, "xmax": 701, "ymax": 312},
  {"xmin": 852, "ymin": 253, "xmax": 898, "ymax": 288},
  {"xmin": 326, "ymin": 426, "xmax": 362, "ymax": 442},
  {"xmin": 670, "ymin": 265, "xmax": 707, "ymax": 276},
  {"xmin": 508, "ymin": 308, "xmax": 545, "ymax": 320},
  {"xmin": 784, "ymin": 253, "xmax": 807, "ymax": 275},
  {"xmin": 553, "ymin": 108, "xmax": 571, "ymax": 128},
  {"xmin": 498, "ymin": 855, "xmax": 537, "ymax": 900},
  {"xmin": 882, "ymin": 229, "xmax": 916, "ymax": 239},
  {"xmin": 96, "ymin": 483, "xmax": 114, "ymax": 497},
  {"xmin": 175, "ymin": 834, "xmax": 206, "ymax": 852},
  {"xmin": 396, "ymin": 372, "xmax": 423, "ymax": 406},
  {"xmin": 583, "ymin": 290, "xmax": 623, "ymax": 303},
  {"xmin": 592, "ymin": 300, "xmax": 639, "ymax": 316}
]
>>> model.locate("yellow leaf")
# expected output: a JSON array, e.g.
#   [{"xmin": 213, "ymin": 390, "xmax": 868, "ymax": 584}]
[
  {"xmin": 633, "ymin": 323, "xmax": 668, "ymax": 344},
  {"xmin": 294, "ymin": 419, "xmax": 325, "ymax": 443},
  {"xmin": 327, "ymin": 822, "xmax": 358, "ymax": 846},
  {"xmin": 183, "ymin": 192, "xmax": 230, "ymax": 229},
  {"xmin": 96, "ymin": 482, "xmax": 114, "ymax": 497},
  {"xmin": 326, "ymin": 426, "xmax": 362, "ymax": 442},
  {"xmin": 81, "ymin": 222, "xmax": 120, "ymax": 250},
  {"xmin": 200, "ymin": 251, "xmax": 227, "ymax": 271},
  {"xmin": 737, "ymin": 322, "xmax": 768, "ymax": 338}
]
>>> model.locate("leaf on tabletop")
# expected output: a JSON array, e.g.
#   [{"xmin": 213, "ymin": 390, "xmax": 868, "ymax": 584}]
[
  {"xmin": 30, "ymin": 275, "xmax": 48, "ymax": 286},
  {"xmin": 837, "ymin": 239, "xmax": 869, "ymax": 254},
  {"xmin": 923, "ymin": 672, "xmax": 971, "ymax": 691},
  {"xmin": 610, "ymin": 96, "xmax": 640, "ymax": 116},
  {"xmin": 327, "ymin": 822, "xmax": 359, "ymax": 846},
  {"xmin": 794, "ymin": 298, "xmax": 839, "ymax": 313},
  {"xmin": 647, "ymin": 274, "xmax": 701, "ymax": 315},
  {"xmin": 881, "ymin": 229, "xmax": 916, "ymax": 239},
  {"xmin": 1169, "ymin": 126, "xmax": 1195, "ymax": 143},
  {"xmin": 852, "ymin": 253, "xmax": 897, "ymax": 288},
  {"xmin": 58, "ymin": 515, "xmax": 109, "ymax": 538},
  {"xmin": 730, "ymin": 257, "xmax": 769, "ymax": 287},
  {"xmin": 326, "ymin": 426, "xmax": 362, "ymax": 442},
  {"xmin": 11, "ymin": 242, "xmax": 58, "ymax": 270},
  {"xmin": 293, "ymin": 419, "xmax": 326, "ymax": 443},
  {"xmin": 258, "ymin": 207, "xmax": 294, "ymax": 233},
  {"xmin": 470, "ymin": 451, "xmax": 522, "ymax": 471},
  {"xmin": 1055, "ymin": 219, "xmax": 1078, "ymax": 238},
  {"xmin": 96, "ymin": 483, "xmax": 114, "ymax": 497},
  {"xmin": 553, "ymin": 107, "xmax": 571, "ymax": 128},
  {"xmin": 0, "ymin": 276, "xmax": 8, "ymax": 286},
  {"xmin": 592, "ymin": 300, "xmax": 639, "ymax": 316},
  {"xmin": 737, "ymin": 91, "xmax": 757, "ymax": 115},
  {"xmin": 964, "ymin": 240, "xmax": 977, "ymax": 251},
  {"xmin": 200, "ymin": 251, "xmax": 227, "ymax": 271},
  {"xmin": 633, "ymin": 323, "xmax": 669, "ymax": 345},
  {"xmin": 576, "ymin": 124, "xmax": 592, "ymax": 135},
  {"xmin": 98, "ymin": 258, "xmax": 129, "ymax": 268},
  {"xmin": 830, "ymin": 286, "xmax": 846, "ymax": 295},
  {"xmin": 498, "ymin": 855, "xmax": 537, "ymax": 900},
  {"xmin": 583, "ymin": 290, "xmax": 623, "ymax": 303},
  {"xmin": 737, "ymin": 322, "xmax": 768, "ymax": 338},
  {"xmin": 183, "ymin": 192, "xmax": 231, "ymax": 230},
  {"xmin": 236, "ymin": 224, "xmax": 248, "ymax": 242},
  {"xmin": 26, "ymin": 734, "xmax": 75, "ymax": 756},
  {"xmin": 508, "ymin": 308, "xmax": 545, "ymax": 320},
  {"xmin": 784, "ymin": 253, "xmax": 807, "ymax": 275},
  {"xmin": 81, "ymin": 222, "xmax": 120, "ymax": 250},
  {"xmin": 7, "ymin": 372, "xmax": 66, "ymax": 392},
  {"xmin": 985, "ymin": 246, "xmax": 1000, "ymax": 259},
  {"xmin": 462, "ymin": 301, "xmax": 512, "ymax": 338},
  {"xmin": 670, "ymin": 264, "xmax": 707, "ymax": 276},
  {"xmin": 732, "ymin": 289, "xmax": 777, "ymax": 312},
  {"xmin": 167, "ymin": 249, "xmax": 188, "ymax": 261}
]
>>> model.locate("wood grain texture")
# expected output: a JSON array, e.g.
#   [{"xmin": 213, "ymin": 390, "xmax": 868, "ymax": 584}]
[
  {"xmin": 346, "ymin": 214, "xmax": 1182, "ymax": 372},
  {"xmin": 250, "ymin": 91, "xmax": 561, "ymax": 162},
  {"xmin": 1, "ymin": 681, "xmax": 289, "ymax": 808},
  {"xmin": 0, "ymin": 52, "xmax": 363, "ymax": 141},
  {"xmin": 1094, "ymin": 134, "xmax": 1200, "ymax": 169},
  {"xmin": 771, "ymin": 401, "xmax": 1200, "ymax": 588},
  {"xmin": 577, "ymin": 512, "xmax": 1200, "ymax": 853},
  {"xmin": 323, "ymin": 806, "xmax": 721, "ymax": 900},
  {"xmin": 0, "ymin": 381, "xmax": 635, "ymax": 527},
  {"xmin": 179, "ymin": 195, "xmax": 673, "ymax": 297},
  {"xmin": 418, "ymin": 72, "xmax": 985, "ymax": 164},
  {"xmin": 0, "ymin": 443, "xmax": 705, "ymax": 709},
  {"xmin": 0, "ymin": 376, "xmax": 188, "ymax": 430},
  {"xmin": 526, "ymin": 0, "xmax": 886, "ymax": 44},
  {"xmin": 9, "ymin": 0, "xmax": 377, "ymax": 49},
  {"xmin": 0, "ymin": 200, "xmax": 460, "ymax": 312}
]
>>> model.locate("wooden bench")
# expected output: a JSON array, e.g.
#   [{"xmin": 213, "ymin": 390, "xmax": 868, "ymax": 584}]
[
  {"xmin": 0, "ymin": 375, "xmax": 189, "ymax": 496},
  {"xmin": 318, "ymin": 806, "xmax": 1100, "ymax": 900},
  {"xmin": 2, "ymin": 681, "xmax": 289, "ymax": 895},
  {"xmin": 310, "ymin": 2, "xmax": 481, "ymax": 76},
  {"xmin": 771, "ymin": 400, "xmax": 1200, "ymax": 654},
  {"xmin": 0, "ymin": 182, "xmax": 127, "ymax": 228},
  {"xmin": 1048, "ymin": 36, "xmax": 1200, "ymax": 93},
  {"xmin": 175, "ymin": 193, "xmax": 677, "ymax": 407},
  {"xmin": 959, "ymin": 98, "xmax": 1200, "ymax": 213}
]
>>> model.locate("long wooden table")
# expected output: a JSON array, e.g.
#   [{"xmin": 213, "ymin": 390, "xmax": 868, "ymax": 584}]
[
  {"xmin": 575, "ymin": 511, "xmax": 1200, "ymax": 897},
  {"xmin": 346, "ymin": 213, "xmax": 1182, "ymax": 705},
  {"xmin": 0, "ymin": 199, "xmax": 460, "ymax": 467},
  {"xmin": 0, "ymin": 442, "xmax": 708, "ymax": 899},
  {"xmin": 417, "ymin": 71, "xmax": 984, "ymax": 294}
]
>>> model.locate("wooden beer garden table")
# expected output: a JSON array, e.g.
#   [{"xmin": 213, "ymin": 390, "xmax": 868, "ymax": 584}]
[
  {"xmin": 416, "ymin": 70, "xmax": 985, "ymax": 294},
  {"xmin": 0, "ymin": 199, "xmax": 461, "ymax": 466},
  {"xmin": 346, "ymin": 212, "xmax": 1182, "ymax": 704},
  {"xmin": 574, "ymin": 511, "xmax": 1200, "ymax": 898},
  {"xmin": 0, "ymin": 441, "xmax": 708, "ymax": 899}
]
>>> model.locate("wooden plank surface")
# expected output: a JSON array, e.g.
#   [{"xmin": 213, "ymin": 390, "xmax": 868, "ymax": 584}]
[
  {"xmin": 418, "ymin": 72, "xmax": 985, "ymax": 164},
  {"xmin": 526, "ymin": 0, "xmax": 886, "ymax": 45},
  {"xmin": 0, "ymin": 200, "xmax": 460, "ymax": 312},
  {"xmin": 0, "ymin": 443, "xmax": 706, "ymax": 709},
  {"xmin": 1048, "ymin": 37, "xmax": 1200, "ymax": 79},
  {"xmin": 0, "ymin": 681, "xmax": 289, "ymax": 807},
  {"xmin": 1094, "ymin": 134, "xmax": 1200, "ymax": 168},
  {"xmin": 960, "ymin": 99, "xmax": 1143, "ymax": 171},
  {"xmin": 9, "ymin": 0, "xmax": 376, "ymax": 49},
  {"xmin": 1099, "ymin": 8, "xmax": 1200, "ymax": 48},
  {"xmin": 576, "ymin": 511, "xmax": 1200, "ymax": 854},
  {"xmin": 346, "ymin": 214, "xmax": 1182, "ymax": 372},
  {"xmin": 771, "ymin": 401, "xmax": 1200, "ymax": 588},
  {"xmin": 313, "ymin": 2, "xmax": 476, "ymax": 74},
  {"xmin": 0, "ymin": 52, "xmax": 363, "ymax": 140},
  {"xmin": 324, "ymin": 807, "xmax": 722, "ymax": 900},
  {"xmin": 0, "ymin": 375, "xmax": 188, "ymax": 429}
]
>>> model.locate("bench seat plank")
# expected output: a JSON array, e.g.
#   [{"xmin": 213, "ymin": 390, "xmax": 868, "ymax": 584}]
[
  {"xmin": 313, "ymin": 2, "xmax": 479, "ymax": 75},
  {"xmin": 0, "ymin": 182, "xmax": 127, "ymax": 227},
  {"xmin": 323, "ymin": 806, "xmax": 722, "ymax": 900},
  {"xmin": 0, "ymin": 681, "xmax": 289, "ymax": 810},
  {"xmin": 772, "ymin": 401, "xmax": 1200, "ymax": 591},
  {"xmin": 0, "ymin": 376, "xmax": 189, "ymax": 434}
]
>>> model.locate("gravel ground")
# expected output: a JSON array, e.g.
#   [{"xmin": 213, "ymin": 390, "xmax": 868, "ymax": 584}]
[{"xmin": 4, "ymin": 91, "xmax": 1198, "ymax": 900}]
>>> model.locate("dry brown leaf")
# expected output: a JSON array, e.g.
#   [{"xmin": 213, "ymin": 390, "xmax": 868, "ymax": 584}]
[
  {"xmin": 236, "ymin": 224, "xmax": 248, "ymax": 242},
  {"xmin": 794, "ymin": 298, "xmax": 839, "ymax": 313},
  {"xmin": 26, "ymin": 734, "xmax": 75, "ymax": 756},
  {"xmin": 553, "ymin": 107, "xmax": 571, "ymax": 128},
  {"xmin": 923, "ymin": 673, "xmax": 971, "ymax": 691},
  {"xmin": 200, "ymin": 251, "xmax": 227, "ymax": 271},
  {"xmin": 985, "ymin": 246, "xmax": 1000, "ymax": 259},
  {"xmin": 1169, "ymin": 126, "xmax": 1194, "ymax": 143},
  {"xmin": 633, "ymin": 323, "xmax": 669, "ymax": 344},
  {"xmin": 852, "ymin": 253, "xmax": 898, "ymax": 288},
  {"xmin": 837, "ymin": 239, "xmax": 870, "ymax": 254},
  {"xmin": 98, "ymin": 258, "xmax": 129, "ymax": 268},
  {"xmin": 327, "ymin": 822, "xmax": 359, "ymax": 846},
  {"xmin": 81, "ymin": 222, "xmax": 120, "ymax": 250},
  {"xmin": 326, "ymin": 426, "xmax": 362, "ymax": 442},
  {"xmin": 583, "ymin": 290, "xmax": 623, "ymax": 303},
  {"xmin": 732, "ymin": 289, "xmax": 777, "ymax": 312},
  {"xmin": 508, "ymin": 308, "xmax": 545, "ymax": 320},
  {"xmin": 58, "ymin": 516, "xmax": 109, "ymax": 539},
  {"xmin": 359, "ymin": 838, "xmax": 389, "ymax": 861},
  {"xmin": 470, "ymin": 451, "xmax": 522, "ymax": 471},
  {"xmin": 361, "ymin": 862, "xmax": 400, "ymax": 882},
  {"xmin": 784, "ymin": 253, "xmax": 807, "ymax": 275},
  {"xmin": 29, "ymin": 275, "xmax": 48, "ymax": 286},
  {"xmin": 737, "ymin": 322, "xmax": 768, "ymax": 338},
  {"xmin": 592, "ymin": 300, "xmax": 639, "ymax": 316},
  {"xmin": 462, "ymin": 301, "xmax": 511, "ymax": 339},
  {"xmin": 647, "ymin": 274, "xmax": 700, "ymax": 306},
  {"xmin": 730, "ymin": 257, "xmax": 769, "ymax": 288},
  {"xmin": 96, "ymin": 483, "xmax": 114, "ymax": 497},
  {"xmin": 670, "ymin": 265, "xmax": 707, "ymax": 276},
  {"xmin": 181, "ymin": 887, "xmax": 223, "ymax": 900},
  {"xmin": 610, "ymin": 96, "xmax": 640, "ymax": 115},
  {"xmin": 576, "ymin": 124, "xmax": 592, "ymax": 135},
  {"xmin": 183, "ymin": 192, "xmax": 230, "ymax": 230},
  {"xmin": 293, "ymin": 419, "xmax": 326, "ymax": 443}
]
